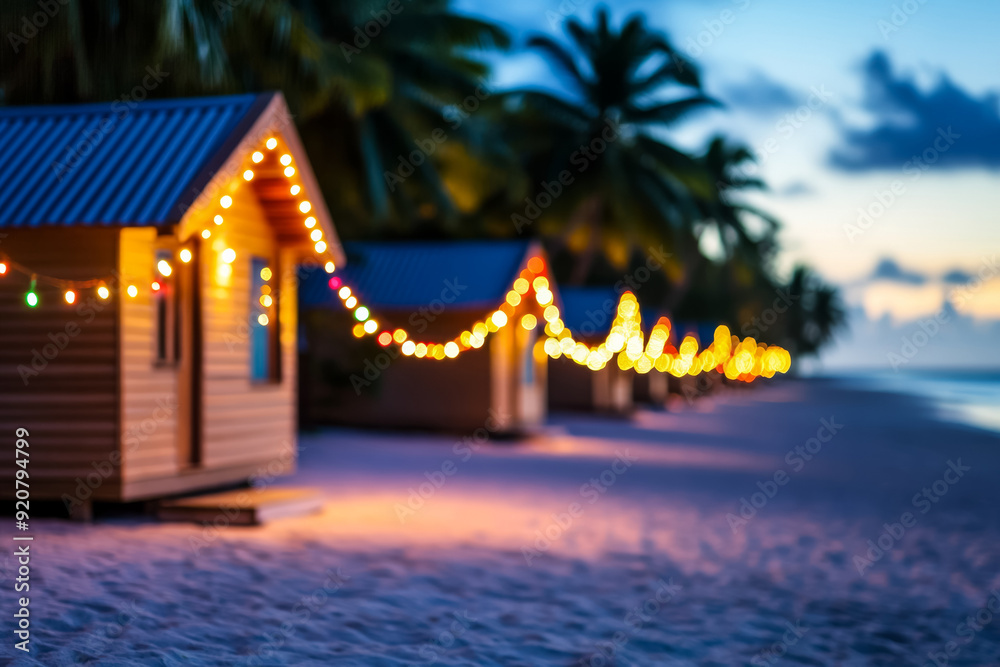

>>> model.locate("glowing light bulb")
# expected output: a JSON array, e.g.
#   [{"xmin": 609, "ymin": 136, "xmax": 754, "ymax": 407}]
[
  {"xmin": 363, "ymin": 319, "xmax": 378, "ymax": 334},
  {"xmin": 64, "ymin": 290, "xmax": 76, "ymax": 304},
  {"xmin": 290, "ymin": 185, "xmax": 300, "ymax": 195},
  {"xmin": 97, "ymin": 285, "xmax": 110, "ymax": 299},
  {"xmin": 266, "ymin": 138, "xmax": 277, "ymax": 150},
  {"xmin": 179, "ymin": 248, "xmax": 193, "ymax": 263},
  {"xmin": 284, "ymin": 167, "xmax": 295, "ymax": 177},
  {"xmin": 310, "ymin": 229, "xmax": 323, "ymax": 242},
  {"xmin": 201, "ymin": 229, "xmax": 211, "ymax": 239},
  {"xmin": 355, "ymin": 306, "xmax": 370, "ymax": 321},
  {"xmin": 252, "ymin": 151, "xmax": 264, "ymax": 163},
  {"xmin": 344, "ymin": 296, "xmax": 357, "ymax": 308},
  {"xmin": 393, "ymin": 329, "xmax": 407, "ymax": 343},
  {"xmin": 25, "ymin": 291, "xmax": 37, "ymax": 307},
  {"xmin": 314, "ymin": 241, "xmax": 327, "ymax": 253},
  {"xmin": 527, "ymin": 257, "xmax": 544, "ymax": 273},
  {"xmin": 260, "ymin": 267, "xmax": 272, "ymax": 281},
  {"xmin": 521, "ymin": 314, "xmax": 537, "ymax": 330},
  {"xmin": 324, "ymin": 261, "xmax": 336, "ymax": 273},
  {"xmin": 214, "ymin": 215, "xmax": 224, "ymax": 225},
  {"xmin": 260, "ymin": 295, "xmax": 273, "ymax": 307},
  {"xmin": 220, "ymin": 195, "xmax": 232, "ymax": 209},
  {"xmin": 243, "ymin": 170, "xmax": 254, "ymax": 181},
  {"xmin": 491, "ymin": 311, "xmax": 507, "ymax": 327},
  {"xmin": 258, "ymin": 314, "xmax": 269, "ymax": 326},
  {"xmin": 444, "ymin": 342, "xmax": 459, "ymax": 358},
  {"xmin": 152, "ymin": 281, "xmax": 162, "ymax": 291},
  {"xmin": 378, "ymin": 332, "xmax": 392, "ymax": 347},
  {"xmin": 338, "ymin": 287, "xmax": 351, "ymax": 299},
  {"xmin": 402, "ymin": 340, "xmax": 416, "ymax": 356},
  {"xmin": 126, "ymin": 285, "xmax": 138, "ymax": 298},
  {"xmin": 299, "ymin": 201, "xmax": 311, "ymax": 213},
  {"xmin": 280, "ymin": 154, "xmax": 292, "ymax": 166},
  {"xmin": 157, "ymin": 260, "xmax": 172, "ymax": 277},
  {"xmin": 0, "ymin": 262, "xmax": 7, "ymax": 275},
  {"xmin": 221, "ymin": 248, "xmax": 236, "ymax": 264}
]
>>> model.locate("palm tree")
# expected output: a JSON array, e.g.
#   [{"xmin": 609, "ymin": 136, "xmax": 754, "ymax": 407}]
[
  {"xmin": 0, "ymin": 0, "xmax": 320, "ymax": 105},
  {"xmin": 508, "ymin": 6, "xmax": 717, "ymax": 285},
  {"xmin": 665, "ymin": 136, "xmax": 781, "ymax": 312},
  {"xmin": 292, "ymin": 0, "xmax": 511, "ymax": 236},
  {"xmin": 783, "ymin": 266, "xmax": 847, "ymax": 361}
]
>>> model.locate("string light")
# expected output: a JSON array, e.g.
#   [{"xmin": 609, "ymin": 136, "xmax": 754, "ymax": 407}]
[
  {"xmin": 214, "ymin": 215, "xmax": 224, "ymax": 225},
  {"xmin": 179, "ymin": 249, "xmax": 193, "ymax": 263},
  {"xmin": 290, "ymin": 185, "xmax": 301, "ymax": 195},
  {"xmin": 252, "ymin": 151, "xmax": 264, "ymax": 163},
  {"xmin": 126, "ymin": 285, "xmax": 138, "ymax": 298},
  {"xmin": 284, "ymin": 167, "xmax": 295, "ymax": 177},
  {"xmin": 243, "ymin": 170, "xmax": 254, "ymax": 181},
  {"xmin": 324, "ymin": 261, "xmax": 336, "ymax": 273},
  {"xmin": 0, "ymin": 262, "xmax": 7, "ymax": 275},
  {"xmin": 260, "ymin": 267, "xmax": 272, "ymax": 281},
  {"xmin": 64, "ymin": 290, "xmax": 76, "ymax": 304},
  {"xmin": 266, "ymin": 138, "xmax": 277, "ymax": 149},
  {"xmin": 220, "ymin": 196, "xmax": 232, "ymax": 209},
  {"xmin": 97, "ymin": 284, "xmax": 110, "ymax": 300},
  {"xmin": 221, "ymin": 248, "xmax": 236, "ymax": 264},
  {"xmin": 152, "ymin": 281, "xmax": 161, "ymax": 291},
  {"xmin": 280, "ymin": 154, "xmax": 292, "ymax": 166},
  {"xmin": 201, "ymin": 229, "xmax": 211, "ymax": 239},
  {"xmin": 299, "ymin": 201, "xmax": 311, "ymax": 213}
]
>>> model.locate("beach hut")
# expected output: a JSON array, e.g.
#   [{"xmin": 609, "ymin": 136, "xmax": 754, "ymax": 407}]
[
  {"xmin": 0, "ymin": 93, "xmax": 343, "ymax": 514},
  {"xmin": 547, "ymin": 287, "xmax": 634, "ymax": 414},
  {"xmin": 300, "ymin": 240, "xmax": 550, "ymax": 433}
]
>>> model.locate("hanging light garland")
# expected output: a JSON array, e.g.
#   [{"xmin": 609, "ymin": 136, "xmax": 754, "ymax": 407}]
[
  {"xmin": 0, "ymin": 133, "xmax": 337, "ymax": 306},
  {"xmin": 0, "ymin": 133, "xmax": 790, "ymax": 382}
]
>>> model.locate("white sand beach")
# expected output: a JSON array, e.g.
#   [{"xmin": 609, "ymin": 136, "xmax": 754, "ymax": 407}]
[{"xmin": 4, "ymin": 378, "xmax": 1000, "ymax": 666}]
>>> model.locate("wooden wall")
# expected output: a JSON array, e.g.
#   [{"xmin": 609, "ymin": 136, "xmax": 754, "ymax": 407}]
[
  {"xmin": 188, "ymin": 182, "xmax": 297, "ymax": 471},
  {"xmin": 0, "ymin": 228, "xmax": 121, "ymax": 500},
  {"xmin": 118, "ymin": 179, "xmax": 298, "ymax": 499},
  {"xmin": 118, "ymin": 227, "xmax": 181, "ymax": 488}
]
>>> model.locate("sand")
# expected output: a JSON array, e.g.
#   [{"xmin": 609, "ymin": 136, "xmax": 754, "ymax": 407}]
[{"xmin": 3, "ymin": 378, "xmax": 1000, "ymax": 665}]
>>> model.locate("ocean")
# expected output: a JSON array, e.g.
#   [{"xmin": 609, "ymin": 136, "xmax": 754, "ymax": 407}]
[{"xmin": 832, "ymin": 369, "xmax": 1000, "ymax": 434}]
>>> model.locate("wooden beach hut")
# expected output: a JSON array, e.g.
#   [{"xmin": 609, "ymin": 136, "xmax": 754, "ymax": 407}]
[
  {"xmin": 299, "ymin": 241, "xmax": 551, "ymax": 434},
  {"xmin": 547, "ymin": 287, "xmax": 635, "ymax": 414},
  {"xmin": 0, "ymin": 93, "xmax": 343, "ymax": 513}
]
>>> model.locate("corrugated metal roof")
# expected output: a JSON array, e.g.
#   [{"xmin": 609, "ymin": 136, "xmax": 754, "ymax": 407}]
[
  {"xmin": 301, "ymin": 241, "xmax": 533, "ymax": 311},
  {"xmin": 558, "ymin": 287, "xmax": 623, "ymax": 337},
  {"xmin": 0, "ymin": 94, "xmax": 266, "ymax": 228}
]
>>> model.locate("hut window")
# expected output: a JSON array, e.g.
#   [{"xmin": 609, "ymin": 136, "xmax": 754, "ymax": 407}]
[
  {"xmin": 154, "ymin": 249, "xmax": 177, "ymax": 364},
  {"xmin": 250, "ymin": 257, "xmax": 278, "ymax": 382}
]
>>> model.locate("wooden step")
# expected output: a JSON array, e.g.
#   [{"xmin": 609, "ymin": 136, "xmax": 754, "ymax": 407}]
[{"xmin": 156, "ymin": 487, "xmax": 323, "ymax": 525}]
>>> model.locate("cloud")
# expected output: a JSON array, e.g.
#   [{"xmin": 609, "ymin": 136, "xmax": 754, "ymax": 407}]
[
  {"xmin": 830, "ymin": 51, "xmax": 1000, "ymax": 171},
  {"xmin": 775, "ymin": 180, "xmax": 814, "ymax": 197},
  {"xmin": 870, "ymin": 258, "xmax": 926, "ymax": 285},
  {"xmin": 722, "ymin": 72, "xmax": 800, "ymax": 115},
  {"xmin": 942, "ymin": 269, "xmax": 973, "ymax": 285}
]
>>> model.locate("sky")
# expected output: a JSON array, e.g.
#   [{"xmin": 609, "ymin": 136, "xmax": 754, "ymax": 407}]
[{"xmin": 455, "ymin": 0, "xmax": 1000, "ymax": 370}]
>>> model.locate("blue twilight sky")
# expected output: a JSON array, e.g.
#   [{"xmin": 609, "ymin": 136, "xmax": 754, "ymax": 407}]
[{"xmin": 455, "ymin": 0, "xmax": 1000, "ymax": 369}]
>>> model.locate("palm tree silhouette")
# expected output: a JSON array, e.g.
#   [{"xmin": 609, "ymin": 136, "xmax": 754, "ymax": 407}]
[{"xmin": 510, "ymin": 6, "xmax": 717, "ymax": 284}]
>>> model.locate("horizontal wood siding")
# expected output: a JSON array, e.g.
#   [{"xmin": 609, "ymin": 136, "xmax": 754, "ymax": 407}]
[
  {"xmin": 190, "ymin": 182, "xmax": 297, "ymax": 470},
  {"xmin": 0, "ymin": 228, "xmax": 121, "ymax": 500},
  {"xmin": 118, "ymin": 227, "xmax": 181, "ymax": 487}
]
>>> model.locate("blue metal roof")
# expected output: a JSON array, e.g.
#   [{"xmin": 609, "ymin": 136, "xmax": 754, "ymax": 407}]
[
  {"xmin": 0, "ymin": 94, "xmax": 268, "ymax": 227},
  {"xmin": 558, "ymin": 287, "xmax": 622, "ymax": 337},
  {"xmin": 301, "ymin": 241, "xmax": 533, "ymax": 311}
]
